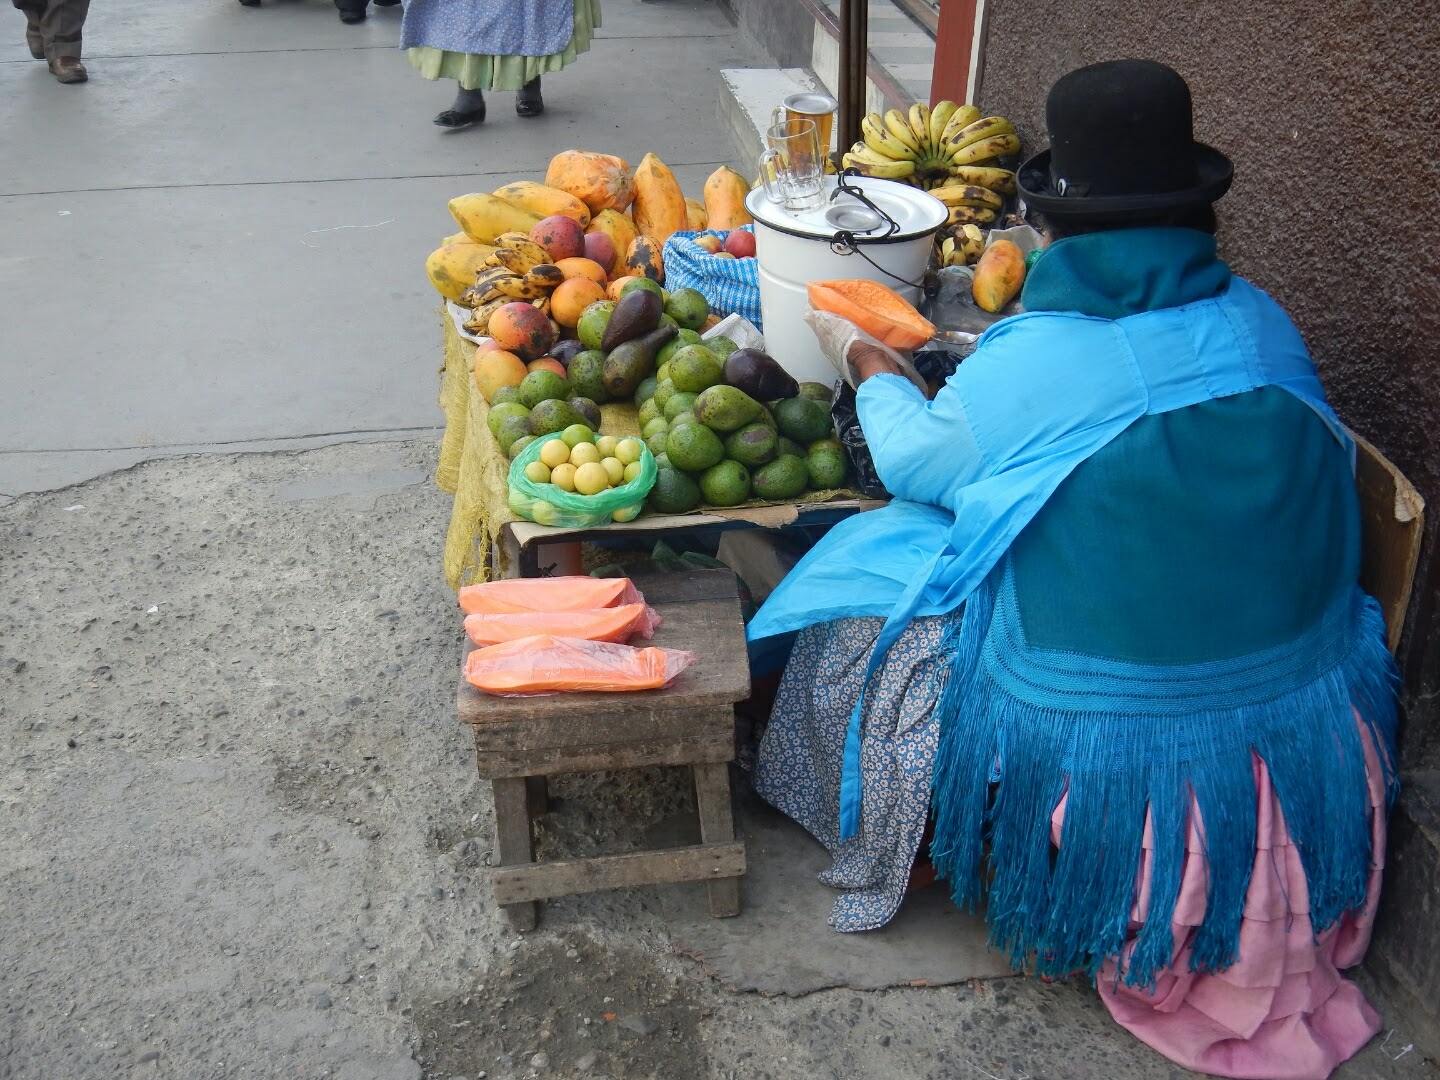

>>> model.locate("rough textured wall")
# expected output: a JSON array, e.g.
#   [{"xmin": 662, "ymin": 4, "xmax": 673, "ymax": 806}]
[{"xmin": 978, "ymin": 0, "xmax": 1440, "ymax": 766}]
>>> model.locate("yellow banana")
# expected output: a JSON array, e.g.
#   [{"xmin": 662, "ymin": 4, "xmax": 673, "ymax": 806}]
[
  {"xmin": 493, "ymin": 238, "xmax": 552, "ymax": 275},
  {"xmin": 463, "ymin": 297, "xmax": 505, "ymax": 332},
  {"xmin": 532, "ymin": 295, "xmax": 553, "ymax": 318},
  {"xmin": 932, "ymin": 184, "xmax": 1005, "ymax": 211},
  {"xmin": 939, "ymin": 104, "xmax": 982, "ymax": 145},
  {"xmin": 861, "ymin": 114, "xmax": 915, "ymax": 161},
  {"xmin": 946, "ymin": 205, "xmax": 998, "ymax": 226},
  {"xmin": 952, "ymin": 133, "xmax": 1021, "ymax": 166},
  {"xmin": 465, "ymin": 267, "xmax": 520, "ymax": 300},
  {"xmin": 946, "ymin": 166, "xmax": 1018, "ymax": 195},
  {"xmin": 493, "ymin": 272, "xmax": 553, "ymax": 300},
  {"xmin": 928, "ymin": 100, "xmax": 959, "ymax": 152},
  {"xmin": 908, "ymin": 102, "xmax": 932, "ymax": 154},
  {"xmin": 945, "ymin": 116, "xmax": 1017, "ymax": 155},
  {"xmin": 884, "ymin": 109, "xmax": 923, "ymax": 155},
  {"xmin": 524, "ymin": 264, "xmax": 565, "ymax": 289},
  {"xmin": 491, "ymin": 231, "xmax": 533, "ymax": 249},
  {"xmin": 841, "ymin": 151, "xmax": 917, "ymax": 180}
]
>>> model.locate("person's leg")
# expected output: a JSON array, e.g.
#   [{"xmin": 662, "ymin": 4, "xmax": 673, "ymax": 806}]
[
  {"xmin": 335, "ymin": 0, "xmax": 367, "ymax": 23},
  {"xmin": 32, "ymin": 0, "xmax": 89, "ymax": 81},
  {"xmin": 435, "ymin": 81, "xmax": 485, "ymax": 129},
  {"xmin": 13, "ymin": 0, "xmax": 45, "ymax": 58},
  {"xmin": 515, "ymin": 75, "xmax": 543, "ymax": 117}
]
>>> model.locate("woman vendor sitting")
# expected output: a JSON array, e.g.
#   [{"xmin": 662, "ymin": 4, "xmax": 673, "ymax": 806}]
[{"xmin": 746, "ymin": 60, "xmax": 1398, "ymax": 1080}]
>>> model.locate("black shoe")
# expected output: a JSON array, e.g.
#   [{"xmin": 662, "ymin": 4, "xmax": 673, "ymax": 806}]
[
  {"xmin": 238, "ymin": 0, "xmax": 260, "ymax": 5},
  {"xmin": 515, "ymin": 77, "xmax": 544, "ymax": 117},
  {"xmin": 434, "ymin": 104, "xmax": 486, "ymax": 130},
  {"xmin": 339, "ymin": 9, "xmax": 365, "ymax": 23}
]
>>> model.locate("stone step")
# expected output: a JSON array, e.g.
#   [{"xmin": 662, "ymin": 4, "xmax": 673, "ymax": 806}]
[{"xmin": 717, "ymin": 0, "xmax": 937, "ymax": 167}]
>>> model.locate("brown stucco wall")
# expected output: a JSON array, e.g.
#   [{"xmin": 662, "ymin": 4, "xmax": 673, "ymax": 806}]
[{"xmin": 977, "ymin": 0, "xmax": 1440, "ymax": 767}]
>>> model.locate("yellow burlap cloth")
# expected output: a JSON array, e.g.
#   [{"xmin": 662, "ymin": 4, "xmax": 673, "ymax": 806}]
[
  {"xmin": 435, "ymin": 317, "xmax": 856, "ymax": 589},
  {"xmin": 438, "ymin": 319, "xmax": 639, "ymax": 588}
]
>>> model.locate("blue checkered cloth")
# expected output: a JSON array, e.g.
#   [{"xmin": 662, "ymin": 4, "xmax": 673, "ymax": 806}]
[{"xmin": 662, "ymin": 227, "xmax": 762, "ymax": 328}]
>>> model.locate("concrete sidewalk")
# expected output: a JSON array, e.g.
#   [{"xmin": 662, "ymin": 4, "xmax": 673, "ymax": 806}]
[{"xmin": 0, "ymin": 0, "xmax": 753, "ymax": 497}]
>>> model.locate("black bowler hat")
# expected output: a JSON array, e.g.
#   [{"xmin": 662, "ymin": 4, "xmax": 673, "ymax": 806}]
[{"xmin": 1017, "ymin": 59, "xmax": 1233, "ymax": 220}]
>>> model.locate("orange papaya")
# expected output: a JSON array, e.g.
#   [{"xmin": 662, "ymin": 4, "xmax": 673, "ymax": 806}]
[
  {"xmin": 585, "ymin": 209, "xmax": 639, "ymax": 277},
  {"xmin": 491, "ymin": 181, "xmax": 591, "ymax": 228},
  {"xmin": 631, "ymin": 153, "xmax": 687, "ymax": 245},
  {"xmin": 702, "ymin": 165, "xmax": 753, "ymax": 231},
  {"xmin": 684, "ymin": 197, "xmax": 707, "ymax": 231},
  {"xmin": 806, "ymin": 279, "xmax": 936, "ymax": 351},
  {"xmin": 544, "ymin": 150, "xmax": 636, "ymax": 214},
  {"xmin": 971, "ymin": 239, "xmax": 1026, "ymax": 313}
]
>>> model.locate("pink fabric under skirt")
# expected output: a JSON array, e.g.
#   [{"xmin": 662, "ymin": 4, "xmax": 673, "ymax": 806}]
[{"xmin": 1076, "ymin": 719, "xmax": 1388, "ymax": 1079}]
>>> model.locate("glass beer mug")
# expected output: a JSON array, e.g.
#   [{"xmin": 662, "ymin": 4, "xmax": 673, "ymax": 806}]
[{"xmin": 759, "ymin": 117, "xmax": 825, "ymax": 212}]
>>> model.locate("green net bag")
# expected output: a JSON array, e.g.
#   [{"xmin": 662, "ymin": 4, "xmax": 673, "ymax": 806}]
[{"xmin": 507, "ymin": 432, "xmax": 657, "ymax": 528}]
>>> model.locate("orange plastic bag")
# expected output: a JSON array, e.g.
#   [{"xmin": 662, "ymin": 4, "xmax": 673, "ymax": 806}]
[
  {"xmin": 458, "ymin": 576, "xmax": 645, "ymax": 616},
  {"xmin": 463, "ymin": 603, "xmax": 659, "ymax": 646},
  {"xmin": 806, "ymin": 279, "xmax": 936, "ymax": 351},
  {"xmin": 463, "ymin": 635, "xmax": 696, "ymax": 696}
]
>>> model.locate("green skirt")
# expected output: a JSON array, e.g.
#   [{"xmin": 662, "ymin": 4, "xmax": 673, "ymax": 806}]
[{"xmin": 406, "ymin": 0, "xmax": 602, "ymax": 92}]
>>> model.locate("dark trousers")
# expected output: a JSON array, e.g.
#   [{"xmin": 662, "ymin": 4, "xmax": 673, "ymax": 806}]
[{"xmin": 13, "ymin": 0, "xmax": 89, "ymax": 59}]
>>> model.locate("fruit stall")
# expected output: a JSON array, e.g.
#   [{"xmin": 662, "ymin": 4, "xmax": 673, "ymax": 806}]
[{"xmin": 427, "ymin": 104, "xmax": 1027, "ymax": 590}]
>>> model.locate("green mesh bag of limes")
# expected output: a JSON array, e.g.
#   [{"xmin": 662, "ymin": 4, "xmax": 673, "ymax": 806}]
[{"xmin": 507, "ymin": 431, "xmax": 657, "ymax": 529}]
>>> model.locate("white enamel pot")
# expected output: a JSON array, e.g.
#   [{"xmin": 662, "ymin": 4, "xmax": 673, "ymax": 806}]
[{"xmin": 745, "ymin": 176, "xmax": 946, "ymax": 386}]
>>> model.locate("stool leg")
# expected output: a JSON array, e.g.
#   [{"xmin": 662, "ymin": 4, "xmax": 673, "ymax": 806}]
[
  {"xmin": 491, "ymin": 777, "xmax": 538, "ymax": 932},
  {"xmin": 692, "ymin": 761, "xmax": 741, "ymax": 917},
  {"xmin": 525, "ymin": 775, "xmax": 549, "ymax": 817}
]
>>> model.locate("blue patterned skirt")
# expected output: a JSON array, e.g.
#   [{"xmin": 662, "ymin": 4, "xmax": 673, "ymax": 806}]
[{"xmin": 753, "ymin": 614, "xmax": 959, "ymax": 931}]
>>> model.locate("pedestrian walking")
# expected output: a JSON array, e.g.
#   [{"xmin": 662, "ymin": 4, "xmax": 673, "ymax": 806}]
[
  {"xmin": 235, "ymin": 0, "xmax": 400, "ymax": 27},
  {"xmin": 399, "ymin": 0, "xmax": 602, "ymax": 130},
  {"xmin": 13, "ymin": 0, "xmax": 89, "ymax": 82}
]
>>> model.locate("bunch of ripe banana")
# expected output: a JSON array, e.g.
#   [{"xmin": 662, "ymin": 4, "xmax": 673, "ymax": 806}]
[
  {"xmin": 842, "ymin": 101, "xmax": 1021, "ymax": 202},
  {"xmin": 460, "ymin": 233, "xmax": 565, "ymax": 332},
  {"xmin": 938, "ymin": 223, "xmax": 987, "ymax": 268}
]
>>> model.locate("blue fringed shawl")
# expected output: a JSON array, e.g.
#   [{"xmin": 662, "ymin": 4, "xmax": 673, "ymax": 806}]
[
  {"xmin": 929, "ymin": 565, "xmax": 1398, "ymax": 988},
  {"xmin": 746, "ymin": 228, "xmax": 1401, "ymax": 984}
]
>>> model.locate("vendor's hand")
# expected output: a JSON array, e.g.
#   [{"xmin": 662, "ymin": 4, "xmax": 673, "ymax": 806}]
[
  {"xmin": 803, "ymin": 308, "xmax": 930, "ymax": 393},
  {"xmin": 849, "ymin": 341, "xmax": 904, "ymax": 382}
]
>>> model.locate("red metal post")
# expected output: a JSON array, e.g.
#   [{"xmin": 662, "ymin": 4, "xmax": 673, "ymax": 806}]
[{"xmin": 931, "ymin": 0, "xmax": 980, "ymax": 107}]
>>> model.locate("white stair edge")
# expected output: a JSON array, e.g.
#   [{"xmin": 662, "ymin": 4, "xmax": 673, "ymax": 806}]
[{"xmin": 718, "ymin": 68, "xmax": 823, "ymax": 171}]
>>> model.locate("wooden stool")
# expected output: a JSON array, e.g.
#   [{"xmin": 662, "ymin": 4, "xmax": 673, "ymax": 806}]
[{"xmin": 457, "ymin": 569, "xmax": 751, "ymax": 931}]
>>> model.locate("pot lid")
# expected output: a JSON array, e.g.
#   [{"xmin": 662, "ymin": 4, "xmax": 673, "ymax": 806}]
[{"xmin": 745, "ymin": 175, "xmax": 947, "ymax": 243}]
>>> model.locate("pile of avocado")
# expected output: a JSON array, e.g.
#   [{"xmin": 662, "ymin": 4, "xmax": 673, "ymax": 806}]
[
  {"xmin": 634, "ymin": 342, "xmax": 849, "ymax": 514},
  {"xmin": 493, "ymin": 275, "xmax": 851, "ymax": 517}
]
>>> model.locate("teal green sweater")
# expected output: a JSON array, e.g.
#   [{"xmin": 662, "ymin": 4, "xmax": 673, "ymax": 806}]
[{"xmin": 1009, "ymin": 230, "xmax": 1359, "ymax": 663}]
